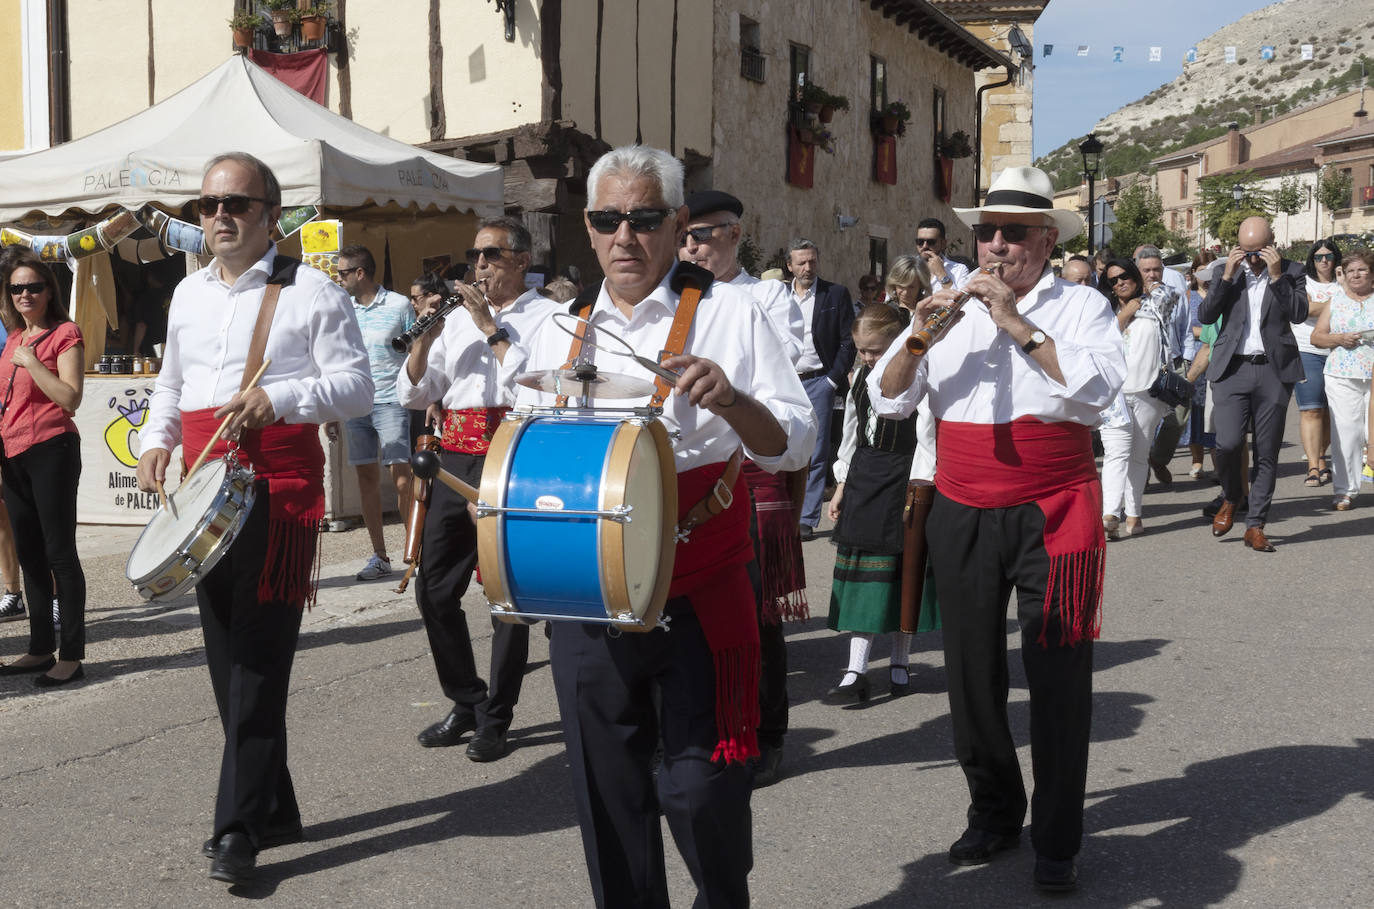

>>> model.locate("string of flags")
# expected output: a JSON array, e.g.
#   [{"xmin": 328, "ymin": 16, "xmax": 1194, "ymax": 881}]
[{"xmin": 1045, "ymin": 43, "xmax": 1317, "ymax": 63}]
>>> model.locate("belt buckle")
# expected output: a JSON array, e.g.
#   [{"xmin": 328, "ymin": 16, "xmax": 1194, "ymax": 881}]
[{"xmin": 711, "ymin": 478, "xmax": 733, "ymax": 511}]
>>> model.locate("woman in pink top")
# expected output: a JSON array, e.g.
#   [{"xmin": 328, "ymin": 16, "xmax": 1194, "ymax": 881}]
[{"xmin": 0, "ymin": 251, "xmax": 86, "ymax": 687}]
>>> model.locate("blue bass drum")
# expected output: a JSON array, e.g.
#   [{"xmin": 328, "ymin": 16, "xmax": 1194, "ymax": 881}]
[{"xmin": 477, "ymin": 409, "xmax": 677, "ymax": 631}]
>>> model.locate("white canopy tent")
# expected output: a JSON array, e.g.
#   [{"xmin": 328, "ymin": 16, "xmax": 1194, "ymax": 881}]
[{"xmin": 0, "ymin": 55, "xmax": 503, "ymax": 220}]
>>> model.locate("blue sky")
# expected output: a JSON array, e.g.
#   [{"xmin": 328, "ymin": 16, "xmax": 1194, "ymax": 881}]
[{"xmin": 1032, "ymin": 0, "xmax": 1276, "ymax": 158}]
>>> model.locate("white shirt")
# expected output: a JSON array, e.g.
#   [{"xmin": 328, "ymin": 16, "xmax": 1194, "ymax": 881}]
[
  {"xmin": 397, "ymin": 288, "xmax": 558, "ymax": 410},
  {"xmin": 729, "ymin": 271, "xmax": 804, "ymax": 365},
  {"xmin": 517, "ymin": 265, "xmax": 816, "ymax": 474},
  {"xmin": 869, "ymin": 269, "xmax": 1125, "ymax": 428},
  {"xmin": 832, "ymin": 380, "xmax": 937, "ymax": 484},
  {"xmin": 1241, "ymin": 265, "xmax": 1270, "ymax": 355},
  {"xmin": 791, "ymin": 280, "xmax": 824, "ymax": 373},
  {"xmin": 141, "ymin": 244, "xmax": 373, "ymax": 453},
  {"xmin": 1299, "ymin": 277, "xmax": 1339, "ymax": 355},
  {"xmin": 943, "ymin": 257, "xmax": 971, "ymax": 290}
]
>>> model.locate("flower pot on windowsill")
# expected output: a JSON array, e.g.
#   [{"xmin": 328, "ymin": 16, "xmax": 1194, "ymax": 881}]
[
  {"xmin": 818, "ymin": 105, "xmax": 835, "ymax": 124},
  {"xmin": 300, "ymin": 15, "xmax": 327, "ymax": 40},
  {"xmin": 232, "ymin": 27, "xmax": 255, "ymax": 48},
  {"xmin": 881, "ymin": 115, "xmax": 900, "ymax": 135},
  {"xmin": 270, "ymin": 10, "xmax": 293, "ymax": 36}
]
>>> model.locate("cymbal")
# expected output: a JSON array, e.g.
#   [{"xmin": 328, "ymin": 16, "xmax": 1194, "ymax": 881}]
[{"xmin": 515, "ymin": 368, "xmax": 655, "ymax": 399}]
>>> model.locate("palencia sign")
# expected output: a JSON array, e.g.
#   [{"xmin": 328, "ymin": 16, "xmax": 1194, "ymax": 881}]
[{"xmin": 81, "ymin": 166, "xmax": 184, "ymax": 194}]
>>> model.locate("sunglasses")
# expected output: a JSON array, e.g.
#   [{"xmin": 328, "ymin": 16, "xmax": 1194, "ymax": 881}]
[
  {"xmin": 681, "ymin": 223, "xmax": 731, "ymax": 244},
  {"xmin": 1105, "ymin": 273, "xmax": 1132, "ymax": 286},
  {"xmin": 7, "ymin": 281, "xmax": 47, "ymax": 296},
  {"xmin": 1243, "ymin": 250, "xmax": 1265, "ymax": 260},
  {"xmin": 972, "ymin": 223, "xmax": 1048, "ymax": 243},
  {"xmin": 587, "ymin": 208, "xmax": 674, "ymax": 235},
  {"xmin": 914, "ymin": 237, "xmax": 941, "ymax": 247},
  {"xmin": 1313, "ymin": 253, "xmax": 1335, "ymax": 262},
  {"xmin": 196, "ymin": 194, "xmax": 268, "ymax": 216},
  {"xmin": 464, "ymin": 246, "xmax": 518, "ymax": 265}
]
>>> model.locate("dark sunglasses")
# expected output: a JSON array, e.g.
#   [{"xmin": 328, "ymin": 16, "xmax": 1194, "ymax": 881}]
[
  {"xmin": 1312, "ymin": 252, "xmax": 1335, "ymax": 262},
  {"xmin": 914, "ymin": 237, "xmax": 941, "ymax": 247},
  {"xmin": 1105, "ymin": 273, "xmax": 1132, "ymax": 285},
  {"xmin": 7, "ymin": 281, "xmax": 47, "ymax": 296},
  {"xmin": 196, "ymin": 194, "xmax": 268, "ymax": 216},
  {"xmin": 972, "ymin": 223, "xmax": 1048, "ymax": 243},
  {"xmin": 464, "ymin": 246, "xmax": 517, "ymax": 265},
  {"xmin": 681, "ymin": 223, "xmax": 730, "ymax": 244},
  {"xmin": 587, "ymin": 208, "xmax": 674, "ymax": 235},
  {"xmin": 1243, "ymin": 250, "xmax": 1265, "ymax": 260}
]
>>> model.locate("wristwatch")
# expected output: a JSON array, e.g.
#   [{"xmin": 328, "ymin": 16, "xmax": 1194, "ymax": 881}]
[
  {"xmin": 485, "ymin": 327, "xmax": 510, "ymax": 347},
  {"xmin": 935, "ymin": 275, "xmax": 953, "ymax": 287},
  {"xmin": 1021, "ymin": 329, "xmax": 1047, "ymax": 353}
]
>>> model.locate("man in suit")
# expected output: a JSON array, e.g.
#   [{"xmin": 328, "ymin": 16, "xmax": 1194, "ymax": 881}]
[
  {"xmin": 1198, "ymin": 216, "xmax": 1307, "ymax": 552},
  {"xmin": 788, "ymin": 239, "xmax": 856, "ymax": 540}
]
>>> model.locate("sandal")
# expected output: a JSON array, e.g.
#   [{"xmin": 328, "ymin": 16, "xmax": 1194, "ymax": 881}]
[
  {"xmin": 1305, "ymin": 468, "xmax": 1321, "ymax": 488},
  {"xmin": 1318, "ymin": 468, "xmax": 1333, "ymax": 486}
]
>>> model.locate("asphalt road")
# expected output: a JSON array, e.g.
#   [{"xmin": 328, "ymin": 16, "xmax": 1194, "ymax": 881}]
[{"xmin": 2, "ymin": 428, "xmax": 1372, "ymax": 908}]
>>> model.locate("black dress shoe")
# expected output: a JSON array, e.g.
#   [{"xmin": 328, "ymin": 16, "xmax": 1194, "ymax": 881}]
[
  {"xmin": 948, "ymin": 827, "xmax": 1020, "ymax": 866},
  {"xmin": 466, "ymin": 729, "xmax": 508, "ymax": 762},
  {"xmin": 0, "ymin": 656, "xmax": 55, "ymax": 676},
  {"xmin": 202, "ymin": 822, "xmax": 304, "ymax": 858},
  {"xmin": 751, "ymin": 744, "xmax": 784, "ymax": 788},
  {"xmin": 823, "ymin": 671, "xmax": 869, "ymax": 703},
  {"xmin": 34, "ymin": 664, "xmax": 84, "ymax": 688},
  {"xmin": 417, "ymin": 708, "xmax": 477, "ymax": 747},
  {"xmin": 889, "ymin": 667, "xmax": 911, "ymax": 697},
  {"xmin": 209, "ymin": 832, "xmax": 256, "ymax": 886},
  {"xmin": 1034, "ymin": 855, "xmax": 1078, "ymax": 893}
]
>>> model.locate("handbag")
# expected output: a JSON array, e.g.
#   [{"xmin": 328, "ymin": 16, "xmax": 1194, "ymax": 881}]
[{"xmin": 1147, "ymin": 323, "xmax": 1192, "ymax": 407}]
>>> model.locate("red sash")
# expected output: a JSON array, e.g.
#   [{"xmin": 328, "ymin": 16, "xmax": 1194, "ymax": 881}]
[
  {"xmin": 670, "ymin": 462, "xmax": 760, "ymax": 765},
  {"xmin": 441, "ymin": 407, "xmax": 509, "ymax": 454},
  {"xmin": 182, "ymin": 410, "xmax": 325, "ymax": 609},
  {"xmin": 741, "ymin": 460, "xmax": 808, "ymax": 623},
  {"xmin": 935, "ymin": 416, "xmax": 1104, "ymax": 647}
]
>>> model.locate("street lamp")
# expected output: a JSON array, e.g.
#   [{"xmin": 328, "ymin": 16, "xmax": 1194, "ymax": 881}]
[
  {"xmin": 1232, "ymin": 183, "xmax": 1245, "ymax": 210},
  {"xmin": 1079, "ymin": 133, "xmax": 1104, "ymax": 254}
]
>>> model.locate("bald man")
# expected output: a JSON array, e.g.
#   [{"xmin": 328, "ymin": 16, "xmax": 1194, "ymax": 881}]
[
  {"xmin": 1061, "ymin": 257, "xmax": 1093, "ymax": 286},
  {"xmin": 1197, "ymin": 216, "xmax": 1307, "ymax": 551}
]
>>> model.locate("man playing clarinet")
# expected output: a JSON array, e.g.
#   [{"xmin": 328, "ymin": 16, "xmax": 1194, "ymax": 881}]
[{"xmin": 871, "ymin": 166, "xmax": 1125, "ymax": 895}]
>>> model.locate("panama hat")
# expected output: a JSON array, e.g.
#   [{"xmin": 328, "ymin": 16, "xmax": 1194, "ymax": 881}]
[{"xmin": 953, "ymin": 166, "xmax": 1083, "ymax": 242}]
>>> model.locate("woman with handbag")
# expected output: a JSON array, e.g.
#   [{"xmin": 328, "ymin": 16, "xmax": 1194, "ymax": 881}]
[
  {"xmin": 1311, "ymin": 249, "xmax": 1374, "ymax": 511},
  {"xmin": 1099, "ymin": 258, "xmax": 1182, "ymax": 537},
  {"xmin": 0, "ymin": 251, "xmax": 87, "ymax": 687}
]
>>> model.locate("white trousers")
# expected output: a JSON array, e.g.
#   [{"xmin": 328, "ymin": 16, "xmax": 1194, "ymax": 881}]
[
  {"xmin": 1101, "ymin": 392, "xmax": 1169, "ymax": 519},
  {"xmin": 1325, "ymin": 374, "xmax": 1370, "ymax": 498}
]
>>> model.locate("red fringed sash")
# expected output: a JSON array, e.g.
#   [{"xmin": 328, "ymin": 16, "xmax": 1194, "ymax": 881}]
[
  {"xmin": 670, "ymin": 463, "xmax": 760, "ymax": 765},
  {"xmin": 441, "ymin": 407, "xmax": 509, "ymax": 454},
  {"xmin": 935, "ymin": 416, "xmax": 1104, "ymax": 647},
  {"xmin": 182, "ymin": 410, "xmax": 325, "ymax": 609},
  {"xmin": 741, "ymin": 460, "xmax": 808, "ymax": 623}
]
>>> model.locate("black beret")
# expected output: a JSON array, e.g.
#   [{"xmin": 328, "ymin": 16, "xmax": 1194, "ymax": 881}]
[{"xmin": 684, "ymin": 190, "xmax": 744, "ymax": 219}]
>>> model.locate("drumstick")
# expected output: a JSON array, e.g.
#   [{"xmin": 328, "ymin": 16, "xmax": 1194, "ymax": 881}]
[
  {"xmin": 184, "ymin": 359, "xmax": 272, "ymax": 480},
  {"xmin": 156, "ymin": 480, "xmax": 177, "ymax": 519}
]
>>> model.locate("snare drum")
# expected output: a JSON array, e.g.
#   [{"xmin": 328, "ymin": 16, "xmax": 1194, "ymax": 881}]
[
  {"xmin": 477, "ymin": 409, "xmax": 677, "ymax": 630},
  {"xmin": 125, "ymin": 456, "xmax": 256, "ymax": 601}
]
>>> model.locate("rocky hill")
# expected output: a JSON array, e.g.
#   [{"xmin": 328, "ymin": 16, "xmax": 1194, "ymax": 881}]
[{"xmin": 1035, "ymin": 0, "xmax": 1374, "ymax": 189}]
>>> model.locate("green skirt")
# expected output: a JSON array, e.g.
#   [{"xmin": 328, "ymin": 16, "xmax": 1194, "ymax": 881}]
[{"xmin": 827, "ymin": 544, "xmax": 941, "ymax": 635}]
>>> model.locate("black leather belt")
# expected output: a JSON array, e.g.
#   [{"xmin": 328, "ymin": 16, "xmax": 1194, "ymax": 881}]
[
  {"xmin": 1233, "ymin": 354, "xmax": 1268, "ymax": 365},
  {"xmin": 797, "ymin": 369, "xmax": 827, "ymax": 380}
]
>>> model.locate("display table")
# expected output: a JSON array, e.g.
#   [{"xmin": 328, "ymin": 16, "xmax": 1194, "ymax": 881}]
[{"xmin": 76, "ymin": 374, "xmax": 390, "ymax": 526}]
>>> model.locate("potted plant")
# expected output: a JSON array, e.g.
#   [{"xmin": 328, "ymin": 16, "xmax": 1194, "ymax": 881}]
[
  {"xmin": 814, "ymin": 127, "xmax": 837, "ymax": 154},
  {"xmin": 938, "ymin": 129, "xmax": 974, "ymax": 159},
  {"xmin": 818, "ymin": 91, "xmax": 850, "ymax": 124},
  {"xmin": 299, "ymin": 2, "xmax": 331, "ymax": 41},
  {"xmin": 228, "ymin": 11, "xmax": 264, "ymax": 48},
  {"xmin": 877, "ymin": 100, "xmax": 911, "ymax": 137},
  {"xmin": 799, "ymin": 82, "xmax": 829, "ymax": 115},
  {"xmin": 264, "ymin": 0, "xmax": 297, "ymax": 37}
]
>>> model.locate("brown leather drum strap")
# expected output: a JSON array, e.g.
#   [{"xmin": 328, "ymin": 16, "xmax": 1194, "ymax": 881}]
[
  {"xmin": 241, "ymin": 282, "xmax": 283, "ymax": 394},
  {"xmin": 649, "ymin": 282, "xmax": 703, "ymax": 407},
  {"xmin": 555, "ymin": 303, "xmax": 593, "ymax": 408}
]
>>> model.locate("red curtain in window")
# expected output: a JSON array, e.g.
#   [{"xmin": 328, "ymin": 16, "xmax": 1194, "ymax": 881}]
[{"xmin": 248, "ymin": 48, "xmax": 329, "ymax": 105}]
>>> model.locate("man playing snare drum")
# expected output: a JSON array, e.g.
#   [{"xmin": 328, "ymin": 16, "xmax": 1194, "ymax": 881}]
[
  {"xmin": 136, "ymin": 152, "xmax": 372, "ymax": 887},
  {"xmin": 517, "ymin": 145, "xmax": 815, "ymax": 907}
]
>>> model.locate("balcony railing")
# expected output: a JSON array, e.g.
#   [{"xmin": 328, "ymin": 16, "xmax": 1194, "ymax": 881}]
[{"xmin": 741, "ymin": 49, "xmax": 765, "ymax": 83}]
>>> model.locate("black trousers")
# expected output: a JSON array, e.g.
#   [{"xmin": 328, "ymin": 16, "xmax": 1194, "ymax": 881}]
[
  {"xmin": 926, "ymin": 493, "xmax": 1094, "ymax": 861},
  {"xmin": 415, "ymin": 449, "xmax": 528, "ymax": 733},
  {"xmin": 195, "ymin": 485, "xmax": 303, "ymax": 848},
  {"xmin": 1211, "ymin": 358, "xmax": 1293, "ymax": 527},
  {"xmin": 1, "ymin": 432, "xmax": 85, "ymax": 661},
  {"xmin": 550, "ymin": 601, "xmax": 753, "ymax": 909}
]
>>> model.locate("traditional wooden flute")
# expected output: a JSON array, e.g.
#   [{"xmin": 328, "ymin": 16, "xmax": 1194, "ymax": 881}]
[{"xmin": 904, "ymin": 263, "xmax": 1003, "ymax": 356}]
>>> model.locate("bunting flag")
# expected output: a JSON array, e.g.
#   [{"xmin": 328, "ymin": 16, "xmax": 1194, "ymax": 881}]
[
  {"xmin": 1149, "ymin": 46, "xmax": 1162, "ymax": 62},
  {"xmin": 1043, "ymin": 44, "xmax": 1053, "ymax": 57},
  {"xmin": 1186, "ymin": 47, "xmax": 1198, "ymax": 63},
  {"xmin": 1037, "ymin": 39, "xmax": 1340, "ymax": 67},
  {"xmin": 1261, "ymin": 45, "xmax": 1275, "ymax": 60},
  {"xmin": 1224, "ymin": 46, "xmax": 1237, "ymax": 63},
  {"xmin": 1112, "ymin": 46, "xmax": 1124, "ymax": 63},
  {"xmin": 1076, "ymin": 45, "xmax": 1089, "ymax": 57},
  {"xmin": 1301, "ymin": 44, "xmax": 1314, "ymax": 60}
]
